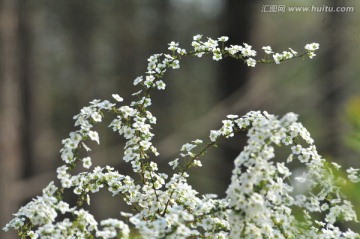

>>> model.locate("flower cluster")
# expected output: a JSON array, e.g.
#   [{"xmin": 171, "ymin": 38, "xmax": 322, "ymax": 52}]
[
  {"xmin": 305, "ymin": 42, "xmax": 320, "ymax": 59},
  {"xmin": 5, "ymin": 35, "xmax": 359, "ymax": 239},
  {"xmin": 224, "ymin": 112, "xmax": 358, "ymax": 238},
  {"xmin": 189, "ymin": 34, "xmax": 316, "ymax": 67}
]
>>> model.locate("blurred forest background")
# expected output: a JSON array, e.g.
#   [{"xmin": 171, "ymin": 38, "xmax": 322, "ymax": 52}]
[{"xmin": 1, "ymin": 0, "xmax": 360, "ymax": 238}]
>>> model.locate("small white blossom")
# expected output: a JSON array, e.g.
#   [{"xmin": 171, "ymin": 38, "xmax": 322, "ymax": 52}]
[
  {"xmin": 246, "ymin": 58, "xmax": 256, "ymax": 67},
  {"xmin": 91, "ymin": 112, "xmax": 102, "ymax": 122},
  {"xmin": 133, "ymin": 76, "xmax": 143, "ymax": 86},
  {"xmin": 156, "ymin": 80, "xmax": 166, "ymax": 90},
  {"xmin": 169, "ymin": 158, "xmax": 179, "ymax": 169},
  {"xmin": 193, "ymin": 34, "xmax": 202, "ymax": 41},
  {"xmin": 225, "ymin": 45, "xmax": 242, "ymax": 55},
  {"xmin": 227, "ymin": 114, "xmax": 238, "ymax": 119},
  {"xmin": 347, "ymin": 167, "xmax": 360, "ymax": 183},
  {"xmin": 112, "ymin": 94, "xmax": 124, "ymax": 102},
  {"xmin": 282, "ymin": 51, "xmax": 294, "ymax": 59},
  {"xmin": 289, "ymin": 48, "xmax": 298, "ymax": 56},
  {"xmin": 262, "ymin": 46, "xmax": 273, "ymax": 54},
  {"xmin": 291, "ymin": 144, "xmax": 302, "ymax": 154},
  {"xmin": 168, "ymin": 41, "xmax": 179, "ymax": 51},
  {"xmin": 209, "ymin": 130, "xmax": 221, "ymax": 142},
  {"xmin": 88, "ymin": 130, "xmax": 100, "ymax": 144},
  {"xmin": 241, "ymin": 43, "xmax": 256, "ymax": 57},
  {"xmin": 218, "ymin": 36, "xmax": 229, "ymax": 42},
  {"xmin": 305, "ymin": 42, "xmax": 320, "ymax": 51},
  {"xmin": 82, "ymin": 157, "xmax": 92, "ymax": 169},
  {"xmin": 273, "ymin": 53, "xmax": 283, "ymax": 64}
]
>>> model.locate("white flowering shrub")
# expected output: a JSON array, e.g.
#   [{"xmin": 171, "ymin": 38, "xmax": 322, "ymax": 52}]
[{"xmin": 4, "ymin": 35, "xmax": 360, "ymax": 239}]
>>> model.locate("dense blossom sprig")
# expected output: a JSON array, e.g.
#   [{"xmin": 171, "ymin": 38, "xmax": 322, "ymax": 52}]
[{"xmin": 4, "ymin": 35, "xmax": 360, "ymax": 239}]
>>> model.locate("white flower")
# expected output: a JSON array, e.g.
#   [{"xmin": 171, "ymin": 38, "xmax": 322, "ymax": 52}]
[
  {"xmin": 192, "ymin": 139, "xmax": 203, "ymax": 144},
  {"xmin": 277, "ymin": 162, "xmax": 291, "ymax": 177},
  {"xmin": 140, "ymin": 140, "xmax": 152, "ymax": 150},
  {"xmin": 156, "ymin": 80, "xmax": 166, "ymax": 90},
  {"xmin": 246, "ymin": 58, "xmax": 256, "ymax": 67},
  {"xmin": 308, "ymin": 51, "xmax": 317, "ymax": 59},
  {"xmin": 61, "ymin": 177, "xmax": 72, "ymax": 188},
  {"xmin": 27, "ymin": 231, "xmax": 38, "ymax": 239},
  {"xmin": 218, "ymin": 36, "xmax": 229, "ymax": 42},
  {"xmin": 57, "ymin": 201, "xmax": 71, "ymax": 214},
  {"xmin": 241, "ymin": 43, "xmax": 256, "ymax": 57},
  {"xmin": 273, "ymin": 53, "xmax": 283, "ymax": 64},
  {"xmin": 227, "ymin": 114, "xmax": 238, "ymax": 119},
  {"xmin": 120, "ymin": 212, "xmax": 133, "ymax": 217},
  {"xmin": 262, "ymin": 46, "xmax": 273, "ymax": 54},
  {"xmin": 181, "ymin": 143, "xmax": 196, "ymax": 152},
  {"xmin": 171, "ymin": 59, "xmax": 180, "ymax": 69},
  {"xmin": 282, "ymin": 51, "xmax": 293, "ymax": 59},
  {"xmin": 291, "ymin": 145, "xmax": 302, "ymax": 154},
  {"xmin": 98, "ymin": 100, "xmax": 114, "ymax": 109},
  {"xmin": 82, "ymin": 157, "xmax": 92, "ymax": 169},
  {"xmin": 91, "ymin": 112, "xmax": 102, "ymax": 122},
  {"xmin": 193, "ymin": 160, "xmax": 202, "ymax": 167},
  {"xmin": 289, "ymin": 48, "xmax": 298, "ymax": 56},
  {"xmin": 193, "ymin": 34, "xmax": 202, "ymax": 41},
  {"xmin": 204, "ymin": 38, "xmax": 218, "ymax": 50},
  {"xmin": 225, "ymin": 45, "xmax": 242, "ymax": 55},
  {"xmin": 169, "ymin": 158, "xmax": 179, "ymax": 169},
  {"xmin": 133, "ymin": 76, "xmax": 143, "ymax": 86},
  {"xmin": 332, "ymin": 162, "xmax": 341, "ymax": 170},
  {"xmin": 305, "ymin": 42, "xmax": 320, "ymax": 51},
  {"xmin": 168, "ymin": 41, "xmax": 179, "ymax": 51},
  {"xmin": 144, "ymin": 75, "xmax": 155, "ymax": 88},
  {"xmin": 56, "ymin": 165, "xmax": 68, "ymax": 178},
  {"xmin": 88, "ymin": 130, "xmax": 100, "ymax": 144},
  {"xmin": 112, "ymin": 94, "xmax": 124, "ymax": 102},
  {"xmin": 120, "ymin": 106, "xmax": 136, "ymax": 118},
  {"xmin": 212, "ymin": 51, "xmax": 222, "ymax": 61},
  {"xmin": 209, "ymin": 130, "xmax": 221, "ymax": 142},
  {"xmin": 177, "ymin": 48, "xmax": 187, "ymax": 55},
  {"xmin": 347, "ymin": 167, "xmax": 360, "ymax": 183}
]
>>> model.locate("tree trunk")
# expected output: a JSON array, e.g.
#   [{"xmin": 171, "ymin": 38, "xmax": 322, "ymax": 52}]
[
  {"xmin": 219, "ymin": 1, "xmax": 256, "ymax": 99},
  {"xmin": 0, "ymin": 0, "xmax": 22, "ymax": 238},
  {"xmin": 18, "ymin": 0, "xmax": 34, "ymax": 178},
  {"xmin": 319, "ymin": 0, "xmax": 347, "ymax": 157},
  {"xmin": 218, "ymin": 1, "xmax": 257, "ymax": 190}
]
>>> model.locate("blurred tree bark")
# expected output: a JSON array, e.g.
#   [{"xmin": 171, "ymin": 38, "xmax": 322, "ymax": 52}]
[
  {"xmin": 0, "ymin": 1, "xmax": 36, "ymax": 238},
  {"xmin": 113, "ymin": 0, "xmax": 139, "ymax": 95},
  {"xmin": 319, "ymin": 0, "xmax": 347, "ymax": 158},
  {"xmin": 18, "ymin": 0, "xmax": 34, "ymax": 178},
  {"xmin": 218, "ymin": 1, "xmax": 257, "ymax": 189},
  {"xmin": 61, "ymin": 1, "xmax": 97, "ymax": 102},
  {"xmin": 219, "ymin": 1, "xmax": 256, "ymax": 100},
  {"xmin": 0, "ymin": 0, "xmax": 22, "ymax": 238}
]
